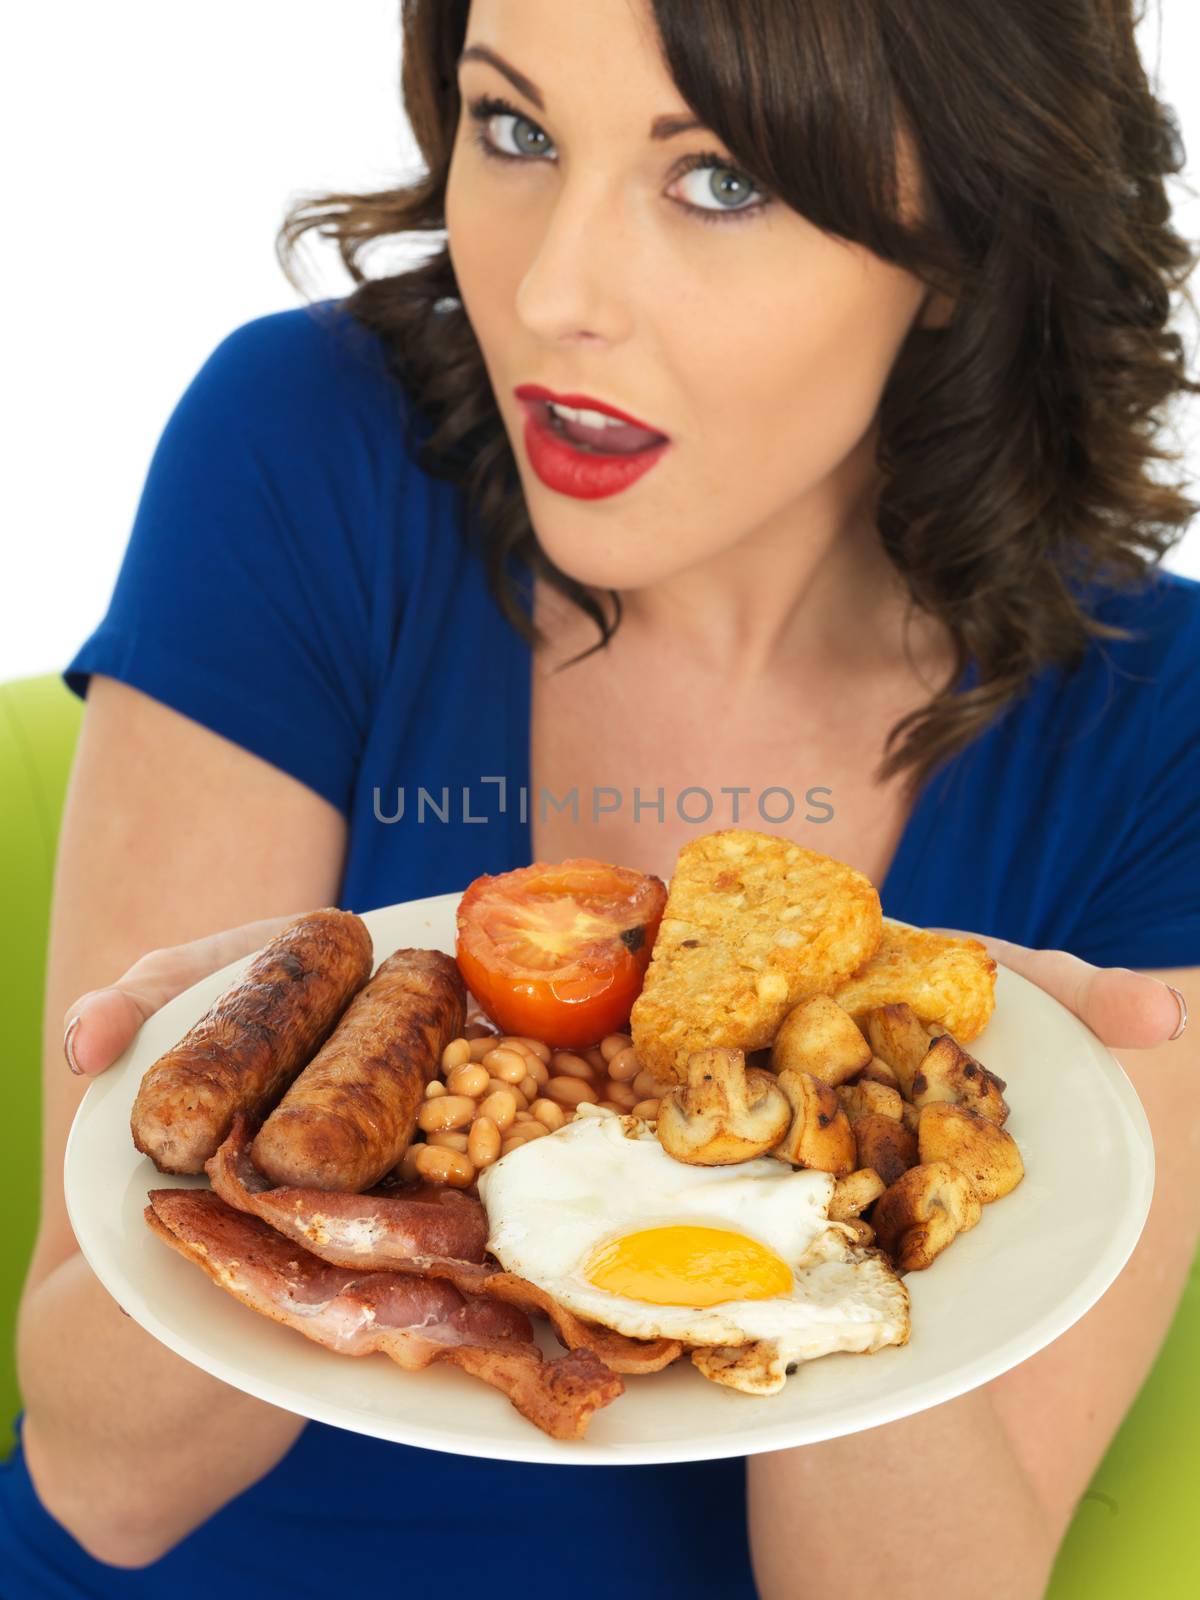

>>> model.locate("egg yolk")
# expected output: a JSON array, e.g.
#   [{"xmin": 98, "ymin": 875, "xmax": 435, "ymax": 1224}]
[{"xmin": 584, "ymin": 1226, "xmax": 793, "ymax": 1307}]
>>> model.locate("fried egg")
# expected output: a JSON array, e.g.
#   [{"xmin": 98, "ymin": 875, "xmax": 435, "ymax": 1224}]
[{"xmin": 476, "ymin": 1107, "xmax": 910, "ymax": 1394}]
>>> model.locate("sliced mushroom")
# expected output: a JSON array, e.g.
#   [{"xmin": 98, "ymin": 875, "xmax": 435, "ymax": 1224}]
[
  {"xmin": 917, "ymin": 1102, "xmax": 1024, "ymax": 1201},
  {"xmin": 772, "ymin": 1070, "xmax": 857, "ymax": 1177},
  {"xmin": 853, "ymin": 1111, "xmax": 918, "ymax": 1187},
  {"xmin": 911, "ymin": 1034, "xmax": 1010, "ymax": 1126},
  {"xmin": 656, "ymin": 1047, "xmax": 791, "ymax": 1166},
  {"xmin": 837, "ymin": 1080, "xmax": 904, "ymax": 1125},
  {"xmin": 770, "ymin": 995, "xmax": 873, "ymax": 1087},
  {"xmin": 828, "ymin": 1167, "xmax": 886, "ymax": 1220},
  {"xmin": 863, "ymin": 1003, "xmax": 933, "ymax": 1098},
  {"xmin": 872, "ymin": 1160, "xmax": 983, "ymax": 1272},
  {"xmin": 837, "ymin": 1216, "xmax": 876, "ymax": 1248}
]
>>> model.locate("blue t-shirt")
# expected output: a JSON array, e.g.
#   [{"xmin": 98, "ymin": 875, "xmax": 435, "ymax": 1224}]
[{"xmin": 4, "ymin": 303, "xmax": 1199, "ymax": 1596}]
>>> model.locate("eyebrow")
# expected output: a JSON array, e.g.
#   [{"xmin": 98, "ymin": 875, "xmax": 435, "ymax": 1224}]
[{"xmin": 458, "ymin": 43, "xmax": 703, "ymax": 140}]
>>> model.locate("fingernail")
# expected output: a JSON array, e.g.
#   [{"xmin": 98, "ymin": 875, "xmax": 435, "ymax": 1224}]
[
  {"xmin": 64, "ymin": 1014, "xmax": 85, "ymax": 1075},
  {"xmin": 1166, "ymin": 984, "xmax": 1188, "ymax": 1042}
]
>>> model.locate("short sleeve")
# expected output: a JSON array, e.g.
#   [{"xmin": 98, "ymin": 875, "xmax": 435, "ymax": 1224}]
[
  {"xmin": 63, "ymin": 304, "xmax": 409, "ymax": 818},
  {"xmin": 1062, "ymin": 575, "xmax": 1200, "ymax": 970}
]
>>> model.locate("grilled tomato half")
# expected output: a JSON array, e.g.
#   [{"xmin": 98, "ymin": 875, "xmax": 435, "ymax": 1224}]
[{"xmin": 455, "ymin": 860, "xmax": 667, "ymax": 1049}]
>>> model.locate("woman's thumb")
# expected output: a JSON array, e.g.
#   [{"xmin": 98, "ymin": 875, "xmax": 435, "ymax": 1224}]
[
  {"xmin": 64, "ymin": 985, "xmax": 162, "ymax": 1077},
  {"xmin": 61, "ymin": 913, "xmax": 299, "ymax": 1078}
]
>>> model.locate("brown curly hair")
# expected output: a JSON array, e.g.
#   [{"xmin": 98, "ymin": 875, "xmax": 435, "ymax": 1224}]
[{"xmin": 279, "ymin": 0, "xmax": 1200, "ymax": 798}]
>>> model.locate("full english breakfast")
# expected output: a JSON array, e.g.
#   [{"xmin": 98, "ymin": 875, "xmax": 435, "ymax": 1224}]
[{"xmin": 133, "ymin": 827, "xmax": 1020, "ymax": 1439}]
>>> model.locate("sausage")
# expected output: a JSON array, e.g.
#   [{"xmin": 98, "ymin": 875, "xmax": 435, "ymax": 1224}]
[
  {"xmin": 131, "ymin": 908, "xmax": 374, "ymax": 1174},
  {"xmin": 250, "ymin": 947, "xmax": 466, "ymax": 1192}
]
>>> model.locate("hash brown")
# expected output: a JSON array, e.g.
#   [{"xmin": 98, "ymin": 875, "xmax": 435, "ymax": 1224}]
[
  {"xmin": 630, "ymin": 829, "xmax": 882, "ymax": 1079},
  {"xmin": 831, "ymin": 921, "xmax": 997, "ymax": 1042}
]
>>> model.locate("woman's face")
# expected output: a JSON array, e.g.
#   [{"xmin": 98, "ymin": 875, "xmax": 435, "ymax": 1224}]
[{"xmin": 444, "ymin": 0, "xmax": 946, "ymax": 596}]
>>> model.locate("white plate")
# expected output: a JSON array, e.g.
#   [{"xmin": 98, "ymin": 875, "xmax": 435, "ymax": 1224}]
[{"xmin": 64, "ymin": 896, "xmax": 1154, "ymax": 1466}]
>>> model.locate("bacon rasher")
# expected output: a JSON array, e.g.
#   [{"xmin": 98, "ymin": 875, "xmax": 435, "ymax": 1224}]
[
  {"xmin": 145, "ymin": 1188, "xmax": 623, "ymax": 1440},
  {"xmin": 400, "ymin": 1260, "xmax": 684, "ymax": 1375},
  {"xmin": 207, "ymin": 1119, "xmax": 682, "ymax": 1376},
  {"xmin": 206, "ymin": 1114, "xmax": 488, "ymax": 1265}
]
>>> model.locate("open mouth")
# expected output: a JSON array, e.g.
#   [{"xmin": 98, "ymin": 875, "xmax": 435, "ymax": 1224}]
[{"xmin": 537, "ymin": 400, "xmax": 668, "ymax": 457}]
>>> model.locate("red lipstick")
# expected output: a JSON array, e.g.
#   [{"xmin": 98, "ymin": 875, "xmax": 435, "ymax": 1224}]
[
  {"xmin": 514, "ymin": 383, "xmax": 672, "ymax": 501},
  {"xmin": 515, "ymin": 385, "xmax": 667, "ymax": 435}
]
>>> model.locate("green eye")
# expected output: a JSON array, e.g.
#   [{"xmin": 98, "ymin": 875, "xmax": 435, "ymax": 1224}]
[{"xmin": 671, "ymin": 155, "xmax": 767, "ymax": 221}]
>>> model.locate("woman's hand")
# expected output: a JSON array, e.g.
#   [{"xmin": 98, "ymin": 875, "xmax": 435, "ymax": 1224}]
[
  {"xmin": 61, "ymin": 914, "xmax": 298, "ymax": 1077},
  {"xmin": 927, "ymin": 928, "xmax": 1188, "ymax": 1050}
]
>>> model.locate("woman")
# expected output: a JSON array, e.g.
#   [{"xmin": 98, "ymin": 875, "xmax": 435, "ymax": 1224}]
[{"xmin": 4, "ymin": 1, "xmax": 1197, "ymax": 1595}]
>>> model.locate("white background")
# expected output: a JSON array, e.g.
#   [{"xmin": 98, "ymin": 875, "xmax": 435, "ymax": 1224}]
[{"xmin": 3, "ymin": 1, "xmax": 1198, "ymax": 683}]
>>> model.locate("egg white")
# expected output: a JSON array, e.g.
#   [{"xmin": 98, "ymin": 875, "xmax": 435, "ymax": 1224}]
[{"xmin": 476, "ymin": 1107, "xmax": 910, "ymax": 1368}]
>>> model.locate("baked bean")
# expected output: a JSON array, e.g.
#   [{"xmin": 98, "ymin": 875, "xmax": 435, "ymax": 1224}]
[
  {"xmin": 424, "ymin": 1080, "xmax": 447, "ymax": 1100},
  {"xmin": 523, "ymin": 1056, "xmax": 550, "ymax": 1087},
  {"xmin": 441, "ymin": 1038, "xmax": 471, "ymax": 1073},
  {"xmin": 633, "ymin": 1068, "xmax": 674, "ymax": 1100},
  {"xmin": 499, "ymin": 1135, "xmax": 525, "ymax": 1157},
  {"xmin": 468, "ymin": 1034, "xmax": 500, "ymax": 1061},
  {"xmin": 545, "ymin": 1076, "xmax": 600, "ymax": 1107},
  {"xmin": 447, "ymin": 1063, "xmax": 491, "ymax": 1098},
  {"xmin": 425, "ymin": 1130, "xmax": 470, "ymax": 1152},
  {"xmin": 584, "ymin": 1047, "xmax": 608, "ymax": 1074},
  {"xmin": 478, "ymin": 1089, "xmax": 519, "ymax": 1132},
  {"xmin": 550, "ymin": 1051, "xmax": 595, "ymax": 1081},
  {"xmin": 502, "ymin": 1122, "xmax": 548, "ymax": 1150},
  {"xmin": 414, "ymin": 1144, "xmax": 476, "ymax": 1187},
  {"xmin": 600, "ymin": 1033, "xmax": 632, "ymax": 1062},
  {"xmin": 483, "ymin": 1047, "xmax": 528, "ymax": 1083},
  {"xmin": 597, "ymin": 1100, "xmax": 625, "ymax": 1113},
  {"xmin": 514, "ymin": 1110, "xmax": 535, "ymax": 1123},
  {"xmin": 397, "ymin": 1146, "xmax": 423, "ymax": 1183},
  {"xmin": 632, "ymin": 1098, "xmax": 661, "ymax": 1121},
  {"xmin": 603, "ymin": 1080, "xmax": 640, "ymax": 1110},
  {"xmin": 468, "ymin": 1117, "xmax": 501, "ymax": 1169},
  {"xmin": 506, "ymin": 1036, "xmax": 553, "ymax": 1066},
  {"xmin": 607, "ymin": 1046, "xmax": 641, "ymax": 1082},
  {"xmin": 417, "ymin": 1094, "xmax": 476, "ymax": 1134},
  {"xmin": 531, "ymin": 1098, "xmax": 566, "ymax": 1130},
  {"xmin": 518, "ymin": 1073, "xmax": 541, "ymax": 1102}
]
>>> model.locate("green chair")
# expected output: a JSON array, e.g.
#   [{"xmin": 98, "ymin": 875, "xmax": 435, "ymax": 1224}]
[
  {"xmin": 0, "ymin": 670, "xmax": 1196, "ymax": 1595},
  {"xmin": 0, "ymin": 671, "xmax": 82, "ymax": 1461}
]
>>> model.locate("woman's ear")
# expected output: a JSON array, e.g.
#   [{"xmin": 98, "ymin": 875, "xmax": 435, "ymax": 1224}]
[{"xmin": 918, "ymin": 286, "xmax": 957, "ymax": 331}]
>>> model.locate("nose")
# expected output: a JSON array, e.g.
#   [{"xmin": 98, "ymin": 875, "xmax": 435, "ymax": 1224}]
[{"xmin": 514, "ymin": 173, "xmax": 639, "ymax": 346}]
